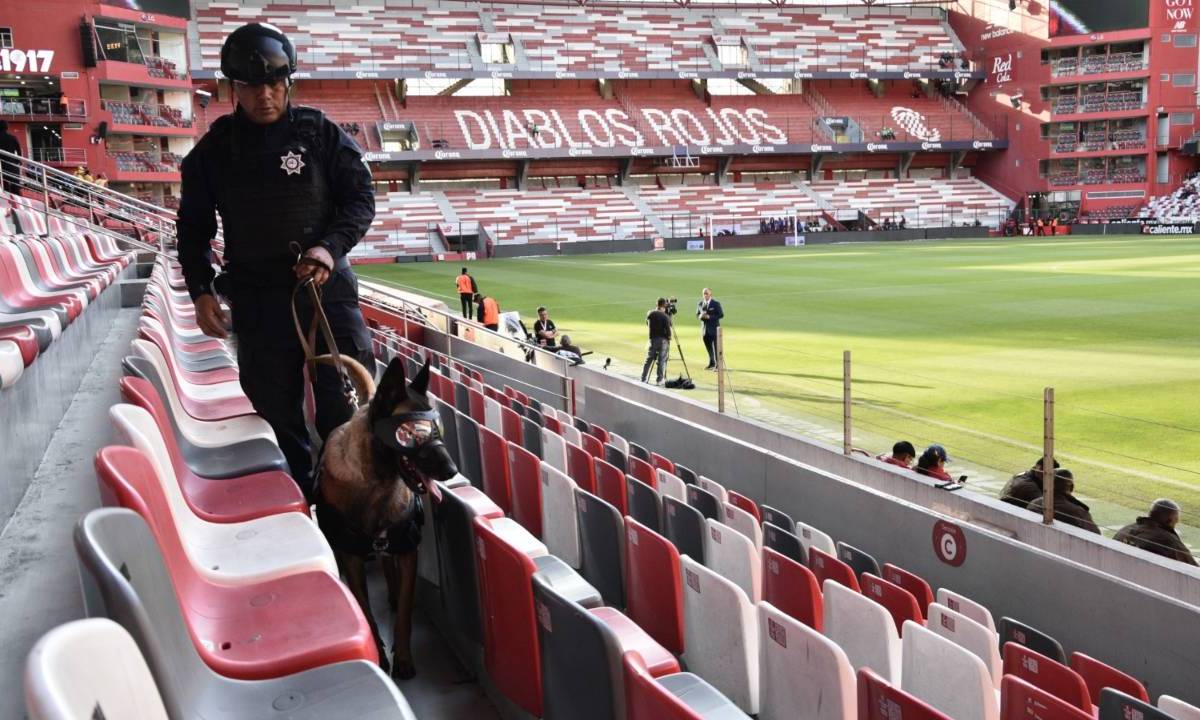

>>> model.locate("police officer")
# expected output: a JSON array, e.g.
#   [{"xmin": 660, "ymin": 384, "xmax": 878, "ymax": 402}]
[{"xmin": 176, "ymin": 23, "xmax": 376, "ymax": 501}]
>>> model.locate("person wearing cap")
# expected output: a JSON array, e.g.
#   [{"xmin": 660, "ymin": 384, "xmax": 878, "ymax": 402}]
[
  {"xmin": 877, "ymin": 440, "xmax": 916, "ymax": 470},
  {"xmin": 175, "ymin": 22, "xmax": 376, "ymax": 500},
  {"xmin": 1000, "ymin": 457, "xmax": 1061, "ymax": 509},
  {"xmin": 914, "ymin": 444, "xmax": 954, "ymax": 482},
  {"xmin": 1027, "ymin": 469, "xmax": 1101, "ymax": 534},
  {"xmin": 1113, "ymin": 499, "xmax": 1198, "ymax": 566}
]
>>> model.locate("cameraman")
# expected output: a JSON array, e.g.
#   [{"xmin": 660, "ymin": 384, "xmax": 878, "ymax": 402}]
[
  {"xmin": 641, "ymin": 297, "xmax": 672, "ymax": 385},
  {"xmin": 697, "ymin": 287, "xmax": 724, "ymax": 370}
]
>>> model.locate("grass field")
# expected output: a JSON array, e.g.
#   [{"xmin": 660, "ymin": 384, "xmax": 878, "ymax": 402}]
[{"xmin": 357, "ymin": 235, "xmax": 1200, "ymax": 542}]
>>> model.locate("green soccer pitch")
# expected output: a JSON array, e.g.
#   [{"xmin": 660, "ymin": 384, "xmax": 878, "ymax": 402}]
[{"xmin": 357, "ymin": 235, "xmax": 1200, "ymax": 541}]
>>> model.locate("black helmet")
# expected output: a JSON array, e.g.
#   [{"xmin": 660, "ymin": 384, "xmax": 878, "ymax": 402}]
[{"xmin": 220, "ymin": 23, "xmax": 296, "ymax": 85}]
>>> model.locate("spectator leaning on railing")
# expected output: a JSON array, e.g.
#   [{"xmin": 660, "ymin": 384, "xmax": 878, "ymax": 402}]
[{"xmin": 1113, "ymin": 499, "xmax": 1198, "ymax": 566}]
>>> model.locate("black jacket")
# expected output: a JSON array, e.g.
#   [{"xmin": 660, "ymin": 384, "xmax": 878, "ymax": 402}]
[
  {"xmin": 647, "ymin": 309, "xmax": 671, "ymax": 340},
  {"xmin": 1027, "ymin": 492, "xmax": 1101, "ymax": 534},
  {"xmin": 1000, "ymin": 469, "xmax": 1045, "ymax": 508},
  {"xmin": 176, "ymin": 105, "xmax": 375, "ymax": 300},
  {"xmin": 1114, "ymin": 517, "xmax": 1198, "ymax": 566}
]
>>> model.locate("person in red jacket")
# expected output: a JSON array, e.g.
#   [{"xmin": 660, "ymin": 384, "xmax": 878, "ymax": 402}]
[
  {"xmin": 877, "ymin": 441, "xmax": 916, "ymax": 470},
  {"xmin": 915, "ymin": 444, "xmax": 955, "ymax": 482}
]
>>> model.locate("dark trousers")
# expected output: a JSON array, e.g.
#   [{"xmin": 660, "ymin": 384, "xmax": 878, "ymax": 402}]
[
  {"xmin": 460, "ymin": 292, "xmax": 474, "ymax": 317},
  {"xmin": 642, "ymin": 337, "xmax": 670, "ymax": 383},
  {"xmin": 703, "ymin": 333, "xmax": 717, "ymax": 367}
]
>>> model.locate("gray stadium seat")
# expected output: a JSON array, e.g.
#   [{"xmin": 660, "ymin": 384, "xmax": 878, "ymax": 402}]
[
  {"xmin": 73, "ymin": 508, "xmax": 415, "ymax": 720},
  {"xmin": 434, "ymin": 483, "xmax": 503, "ymax": 646},
  {"xmin": 627, "ymin": 476, "xmax": 662, "ymax": 533},
  {"xmin": 836, "ymin": 541, "xmax": 881, "ymax": 579},
  {"xmin": 663, "ymin": 495, "xmax": 706, "ymax": 563},
  {"xmin": 760, "ymin": 505, "xmax": 794, "ymax": 531},
  {"xmin": 522, "ymin": 417, "xmax": 544, "ymax": 458},
  {"xmin": 604, "ymin": 443, "xmax": 628, "ymax": 473},
  {"xmin": 524, "ymin": 405, "xmax": 544, "ymax": 425},
  {"xmin": 687, "ymin": 484, "xmax": 722, "ymax": 522},
  {"xmin": 628, "ymin": 442, "xmax": 651, "ymax": 462},
  {"xmin": 454, "ymin": 412, "xmax": 483, "ymax": 489},
  {"xmin": 435, "ymin": 397, "xmax": 461, "ymax": 467},
  {"xmin": 454, "ymin": 381, "xmax": 472, "ymax": 415},
  {"xmin": 574, "ymin": 489, "xmax": 626, "ymax": 608},
  {"xmin": 1100, "ymin": 691, "xmax": 1176, "ymax": 720},
  {"xmin": 573, "ymin": 417, "xmax": 592, "ymax": 434},
  {"xmin": 998, "ymin": 617, "xmax": 1066, "ymax": 664},
  {"xmin": 674, "ymin": 463, "xmax": 698, "ymax": 485},
  {"xmin": 763, "ymin": 522, "xmax": 806, "ymax": 565}
]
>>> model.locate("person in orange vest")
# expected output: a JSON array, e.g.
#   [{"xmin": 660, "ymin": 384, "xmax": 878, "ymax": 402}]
[
  {"xmin": 455, "ymin": 267, "xmax": 477, "ymax": 317},
  {"xmin": 474, "ymin": 293, "xmax": 500, "ymax": 331}
]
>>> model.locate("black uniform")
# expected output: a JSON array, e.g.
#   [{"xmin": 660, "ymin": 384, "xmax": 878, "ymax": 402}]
[
  {"xmin": 0, "ymin": 129, "xmax": 21, "ymax": 193},
  {"xmin": 176, "ymin": 104, "xmax": 376, "ymax": 498},
  {"xmin": 1113, "ymin": 517, "xmax": 1198, "ymax": 566}
]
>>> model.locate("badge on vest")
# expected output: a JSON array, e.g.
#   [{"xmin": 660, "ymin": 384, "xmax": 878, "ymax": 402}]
[{"xmin": 280, "ymin": 150, "xmax": 305, "ymax": 176}]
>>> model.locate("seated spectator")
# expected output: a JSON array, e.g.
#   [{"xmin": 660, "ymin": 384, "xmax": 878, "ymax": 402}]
[
  {"xmin": 914, "ymin": 444, "xmax": 955, "ymax": 482},
  {"xmin": 898, "ymin": 217, "xmax": 907, "ymax": 230},
  {"xmin": 556, "ymin": 335, "xmax": 585, "ymax": 365},
  {"xmin": 1000, "ymin": 457, "xmax": 1060, "ymax": 508},
  {"xmin": 877, "ymin": 441, "xmax": 916, "ymax": 470},
  {"xmin": 1026, "ymin": 470, "xmax": 1100, "ymax": 534},
  {"xmin": 1113, "ymin": 499, "xmax": 1198, "ymax": 566}
]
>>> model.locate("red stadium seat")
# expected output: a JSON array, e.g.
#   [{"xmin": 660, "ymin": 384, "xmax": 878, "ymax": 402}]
[
  {"xmin": 500, "ymin": 405, "xmax": 524, "ymax": 445},
  {"xmin": 858, "ymin": 668, "xmax": 952, "ymax": 720},
  {"xmin": 506, "ymin": 441, "xmax": 543, "ymax": 538},
  {"xmin": 860, "ymin": 573, "xmax": 923, "ymax": 636},
  {"xmin": 580, "ymin": 431, "xmax": 605, "ymax": 459},
  {"xmin": 593, "ymin": 457, "xmax": 628, "ymax": 515},
  {"xmin": 811, "ymin": 548, "xmax": 861, "ymax": 593},
  {"xmin": 543, "ymin": 414, "xmax": 562, "ymax": 435},
  {"xmin": 624, "ymin": 517, "xmax": 685, "ymax": 655},
  {"xmin": 881, "ymin": 563, "xmax": 935, "ymax": 619},
  {"xmin": 1070, "ymin": 652, "xmax": 1149, "ymax": 705},
  {"xmin": 727, "ymin": 490, "xmax": 761, "ymax": 524},
  {"xmin": 1001, "ymin": 676, "xmax": 1094, "ymax": 720},
  {"xmin": 762, "ymin": 547, "xmax": 823, "ymax": 631},
  {"xmin": 650, "ymin": 452, "xmax": 675, "ymax": 475},
  {"xmin": 1002, "ymin": 643, "xmax": 1092, "ymax": 713},
  {"xmin": 566, "ymin": 441, "xmax": 597, "ymax": 494},
  {"xmin": 590, "ymin": 423, "xmax": 611, "ymax": 444},
  {"xmin": 478, "ymin": 424, "xmax": 512, "ymax": 514},
  {"xmin": 628, "ymin": 456, "xmax": 657, "ymax": 490},
  {"xmin": 468, "ymin": 386, "xmax": 486, "ymax": 424}
]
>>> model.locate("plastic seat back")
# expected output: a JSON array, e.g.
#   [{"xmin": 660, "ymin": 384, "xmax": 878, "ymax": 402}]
[
  {"xmin": 521, "ymin": 417, "xmax": 543, "ymax": 458},
  {"xmin": 762, "ymin": 547, "xmax": 822, "ymax": 631},
  {"xmin": 686, "ymin": 484, "xmax": 723, "ymax": 522},
  {"xmin": 455, "ymin": 413, "xmax": 483, "ymax": 489},
  {"xmin": 761, "ymin": 505, "xmax": 794, "ymax": 531},
  {"xmin": 24, "ymin": 618, "xmax": 170, "ymax": 720},
  {"xmin": 541, "ymin": 428, "xmax": 568, "ymax": 474},
  {"xmin": 607, "ymin": 431, "xmax": 629, "ymax": 456},
  {"xmin": 566, "ymin": 441, "xmax": 597, "ymax": 494},
  {"xmin": 759, "ymin": 601, "xmax": 855, "ymax": 720},
  {"xmin": 605, "ymin": 443, "xmax": 628, "ymax": 473},
  {"xmin": 823, "ymin": 579, "xmax": 900, "ymax": 682},
  {"xmin": 674, "ymin": 464, "xmax": 698, "ymax": 485},
  {"xmin": 580, "ymin": 432, "xmax": 605, "ymax": 459},
  {"xmin": 881, "ymin": 564, "xmax": 934, "ymax": 619},
  {"xmin": 593, "ymin": 457, "xmax": 628, "ymax": 515},
  {"xmin": 1000, "ymin": 676, "xmax": 1092, "ymax": 720},
  {"xmin": 928, "ymin": 603, "xmax": 1001, "ymax": 686},
  {"xmin": 935, "ymin": 588, "xmax": 995, "ymax": 633},
  {"xmin": 858, "ymin": 668, "xmax": 951, "ymax": 720},
  {"xmin": 467, "ymin": 386, "xmax": 486, "ymax": 424},
  {"xmin": 1071, "ymin": 652, "xmax": 1149, "ymax": 705},
  {"xmin": 434, "ymin": 399, "xmax": 460, "ymax": 467},
  {"xmin": 1160, "ymin": 696, "xmax": 1200, "ymax": 720},
  {"xmin": 561, "ymin": 423, "xmax": 583, "ymax": 449},
  {"xmin": 627, "ymin": 441, "xmax": 651, "ymax": 462},
  {"xmin": 1000, "ymin": 617, "xmax": 1067, "ymax": 665},
  {"xmin": 483, "ymin": 395, "xmax": 504, "ymax": 435},
  {"xmin": 680, "ymin": 556, "xmax": 760, "ymax": 715},
  {"xmin": 811, "ymin": 548, "xmax": 861, "ymax": 592},
  {"xmin": 1001, "ymin": 643, "xmax": 1091, "ymax": 713},
  {"xmin": 662, "ymin": 496, "xmax": 706, "ymax": 564},
  {"xmin": 453, "ymin": 380, "xmax": 471, "ymax": 415},
  {"xmin": 627, "ymin": 476, "xmax": 662, "ymax": 533},
  {"xmin": 649, "ymin": 452, "xmax": 675, "ymax": 475},
  {"xmin": 860, "ymin": 573, "xmax": 923, "ymax": 636},
  {"xmin": 507, "ymin": 441, "xmax": 543, "ymax": 538},
  {"xmin": 697, "ymin": 476, "xmax": 728, "ymax": 504},
  {"xmin": 727, "ymin": 491, "xmax": 761, "ymax": 524},
  {"xmin": 628, "ymin": 456, "xmax": 657, "ymax": 489},
  {"xmin": 478, "ymin": 425, "xmax": 512, "ymax": 514},
  {"xmin": 796, "ymin": 521, "xmax": 837, "ymax": 558},
  {"xmin": 625, "ymin": 518, "xmax": 684, "ymax": 656},
  {"xmin": 435, "ymin": 485, "xmax": 504, "ymax": 646},
  {"xmin": 901, "ymin": 621, "xmax": 999, "ymax": 720},
  {"xmin": 836, "ymin": 542, "xmax": 880, "ymax": 578},
  {"xmin": 763, "ymin": 523, "xmax": 807, "ymax": 565},
  {"xmin": 540, "ymin": 463, "xmax": 581, "ymax": 568},
  {"xmin": 500, "ymin": 405, "xmax": 524, "ymax": 445},
  {"xmin": 704, "ymin": 518, "xmax": 761, "ymax": 602},
  {"xmin": 575, "ymin": 488, "xmax": 627, "ymax": 608},
  {"xmin": 656, "ymin": 469, "xmax": 687, "ymax": 503},
  {"xmin": 723, "ymin": 502, "xmax": 763, "ymax": 551}
]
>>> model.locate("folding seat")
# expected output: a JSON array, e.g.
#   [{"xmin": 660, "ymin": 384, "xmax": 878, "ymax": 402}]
[
  {"xmin": 434, "ymin": 399, "xmax": 462, "ymax": 464},
  {"xmin": 575, "ymin": 488, "xmax": 627, "ymax": 608},
  {"xmin": 566, "ymin": 440, "xmax": 597, "ymax": 493},
  {"xmin": 860, "ymin": 573, "xmax": 923, "ymax": 636},
  {"xmin": 117, "ymin": 378, "xmax": 305, "ymax": 522},
  {"xmin": 478, "ymin": 425, "xmax": 512, "ymax": 513},
  {"xmin": 453, "ymin": 380, "xmax": 472, "ymax": 415},
  {"xmin": 836, "ymin": 542, "xmax": 880, "ymax": 578},
  {"xmin": 625, "ymin": 517, "xmax": 685, "ymax": 655},
  {"xmin": 608, "ymin": 431, "xmax": 630, "ymax": 457},
  {"xmin": 628, "ymin": 455, "xmax": 657, "ymax": 489},
  {"xmin": 901, "ymin": 621, "xmax": 999, "ymax": 720},
  {"xmin": 533, "ymin": 561, "xmax": 677, "ymax": 720},
  {"xmin": 811, "ymin": 548, "xmax": 861, "ymax": 592},
  {"xmin": 650, "ymin": 452, "xmax": 675, "ymax": 475},
  {"xmin": 1071, "ymin": 653, "xmax": 1149, "ymax": 704},
  {"xmin": 1000, "ymin": 617, "xmax": 1067, "ymax": 665},
  {"xmin": 797, "ymin": 521, "xmax": 837, "ymax": 558},
  {"xmin": 1099, "ymin": 691, "xmax": 1175, "ymax": 720},
  {"xmin": 138, "ymin": 320, "xmax": 238, "ymax": 385},
  {"xmin": 467, "ymin": 386, "xmax": 487, "ymax": 424},
  {"xmin": 727, "ymin": 491, "xmax": 761, "ymax": 524},
  {"xmin": 858, "ymin": 668, "xmax": 951, "ymax": 720},
  {"xmin": 761, "ymin": 505, "xmax": 794, "ymax": 530},
  {"xmin": 103, "ymin": 414, "xmax": 333, "ymax": 585},
  {"xmin": 723, "ymin": 502, "xmax": 763, "ymax": 551},
  {"xmin": 435, "ymin": 484, "xmax": 503, "ymax": 646},
  {"xmin": 1160, "ymin": 696, "xmax": 1200, "ymax": 720},
  {"xmin": 605, "ymin": 442, "xmax": 629, "ymax": 472},
  {"xmin": 927, "ymin": 603, "xmax": 1001, "ymax": 685},
  {"xmin": 0, "ymin": 244, "xmax": 80, "ymax": 325},
  {"xmin": 680, "ymin": 556, "xmax": 760, "ymax": 715},
  {"xmin": 590, "ymin": 423, "xmax": 611, "ymax": 444},
  {"xmin": 624, "ymin": 652, "xmax": 751, "ymax": 720},
  {"xmin": 501, "ymin": 404, "xmax": 524, "ymax": 445},
  {"xmin": 512, "ymin": 387, "xmax": 531, "ymax": 406},
  {"xmin": 882, "ymin": 564, "xmax": 934, "ymax": 619},
  {"xmin": 687, "ymin": 484, "xmax": 723, "ymax": 522},
  {"xmin": 674, "ymin": 463, "xmax": 698, "ymax": 485},
  {"xmin": 507, "ymin": 441, "xmax": 543, "ymax": 538},
  {"xmin": 524, "ymin": 406, "xmax": 545, "ymax": 429},
  {"xmin": 824, "ymin": 579, "xmax": 900, "ymax": 682},
  {"xmin": 1001, "ymin": 643, "xmax": 1091, "ymax": 713},
  {"xmin": 75, "ymin": 504, "xmax": 376, "ymax": 682},
  {"xmin": 697, "ymin": 476, "xmax": 729, "ymax": 504},
  {"xmin": 0, "ymin": 339, "xmax": 23, "ymax": 387},
  {"xmin": 541, "ymin": 427, "xmax": 568, "ymax": 473},
  {"xmin": 935, "ymin": 588, "xmax": 995, "ymax": 632},
  {"xmin": 704, "ymin": 518, "xmax": 761, "ymax": 602},
  {"xmin": 762, "ymin": 523, "xmax": 806, "ymax": 565},
  {"xmin": 572, "ymin": 416, "xmax": 591, "ymax": 434},
  {"xmin": 483, "ymin": 395, "xmax": 504, "ymax": 435},
  {"xmin": 762, "ymin": 547, "xmax": 822, "ymax": 630},
  {"xmin": 594, "ymin": 457, "xmax": 629, "ymax": 514},
  {"xmin": 455, "ymin": 413, "xmax": 484, "ymax": 488},
  {"xmin": 562, "ymin": 423, "xmax": 583, "ymax": 448},
  {"xmin": 759, "ymin": 601, "xmax": 855, "ymax": 720},
  {"xmin": 656, "ymin": 469, "xmax": 687, "ymax": 503},
  {"xmin": 628, "ymin": 441, "xmax": 651, "ymax": 462},
  {"xmin": 543, "ymin": 414, "xmax": 563, "ymax": 436},
  {"xmin": 663, "ymin": 495, "xmax": 706, "ymax": 563},
  {"xmin": 541, "ymin": 463, "xmax": 582, "ymax": 568},
  {"xmin": 129, "ymin": 339, "xmax": 254, "ymax": 422},
  {"xmin": 24, "ymin": 618, "xmax": 170, "ymax": 720},
  {"xmin": 627, "ymin": 476, "xmax": 662, "ymax": 533},
  {"xmin": 1000, "ymin": 676, "xmax": 1092, "ymax": 720}
]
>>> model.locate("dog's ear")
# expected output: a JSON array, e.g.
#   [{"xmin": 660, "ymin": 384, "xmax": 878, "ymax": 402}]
[
  {"xmin": 369, "ymin": 356, "xmax": 408, "ymax": 424},
  {"xmin": 407, "ymin": 358, "xmax": 431, "ymax": 398}
]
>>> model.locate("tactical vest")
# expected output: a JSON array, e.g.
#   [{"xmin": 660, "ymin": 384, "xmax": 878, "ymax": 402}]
[{"xmin": 213, "ymin": 106, "xmax": 332, "ymax": 281}]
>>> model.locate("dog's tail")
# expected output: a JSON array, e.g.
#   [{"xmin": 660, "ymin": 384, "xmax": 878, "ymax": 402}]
[{"xmin": 313, "ymin": 354, "xmax": 377, "ymax": 407}]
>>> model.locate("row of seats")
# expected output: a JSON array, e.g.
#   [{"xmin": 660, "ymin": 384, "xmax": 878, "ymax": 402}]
[
  {"xmin": 1140, "ymin": 174, "xmax": 1200, "ymax": 222},
  {"xmin": 383, "ymin": 331, "xmax": 1199, "ymax": 720},
  {"xmin": 24, "ymin": 254, "xmax": 417, "ymax": 718},
  {"xmin": 0, "ymin": 192, "xmax": 132, "ymax": 389},
  {"xmin": 192, "ymin": 1, "xmax": 962, "ymax": 75}
]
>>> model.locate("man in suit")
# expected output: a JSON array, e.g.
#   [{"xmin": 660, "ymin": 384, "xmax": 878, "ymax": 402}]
[{"xmin": 696, "ymin": 287, "xmax": 724, "ymax": 370}]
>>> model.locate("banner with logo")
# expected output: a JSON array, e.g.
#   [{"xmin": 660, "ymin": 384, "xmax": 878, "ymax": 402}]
[{"xmin": 1141, "ymin": 222, "xmax": 1197, "ymax": 234}]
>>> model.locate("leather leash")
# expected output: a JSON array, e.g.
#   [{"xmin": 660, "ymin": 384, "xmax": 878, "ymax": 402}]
[{"xmin": 290, "ymin": 242, "xmax": 362, "ymax": 409}]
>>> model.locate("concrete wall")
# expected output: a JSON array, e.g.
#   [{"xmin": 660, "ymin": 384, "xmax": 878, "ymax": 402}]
[{"xmin": 584, "ymin": 386, "xmax": 1200, "ymax": 705}]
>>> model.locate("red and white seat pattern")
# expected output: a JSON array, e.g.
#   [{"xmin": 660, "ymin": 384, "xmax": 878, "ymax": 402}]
[
  {"xmin": 811, "ymin": 178, "xmax": 1013, "ymax": 228},
  {"xmin": 442, "ymin": 188, "xmax": 651, "ymax": 245}
]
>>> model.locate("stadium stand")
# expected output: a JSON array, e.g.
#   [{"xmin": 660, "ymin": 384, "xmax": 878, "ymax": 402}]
[
  {"xmin": 634, "ymin": 182, "xmax": 825, "ymax": 234},
  {"xmin": 1140, "ymin": 175, "xmax": 1200, "ymax": 222},
  {"xmin": 441, "ymin": 187, "xmax": 652, "ymax": 245},
  {"xmin": 291, "ymin": 82, "xmax": 389, "ymax": 151},
  {"xmin": 810, "ymin": 178, "xmax": 1013, "ymax": 227},
  {"xmin": 813, "ymin": 84, "xmax": 992, "ymax": 143}
]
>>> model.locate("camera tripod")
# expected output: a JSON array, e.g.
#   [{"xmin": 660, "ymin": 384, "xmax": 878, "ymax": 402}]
[{"xmin": 669, "ymin": 322, "xmax": 693, "ymax": 381}]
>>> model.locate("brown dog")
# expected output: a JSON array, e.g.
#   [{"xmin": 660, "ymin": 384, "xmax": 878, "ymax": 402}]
[{"xmin": 316, "ymin": 357, "xmax": 458, "ymax": 680}]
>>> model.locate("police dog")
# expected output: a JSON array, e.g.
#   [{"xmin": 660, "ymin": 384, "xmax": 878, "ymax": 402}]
[{"xmin": 316, "ymin": 356, "xmax": 457, "ymax": 680}]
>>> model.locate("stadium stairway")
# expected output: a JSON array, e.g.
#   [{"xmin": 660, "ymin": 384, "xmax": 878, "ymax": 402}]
[{"xmin": 618, "ymin": 186, "xmax": 673, "ymax": 240}]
